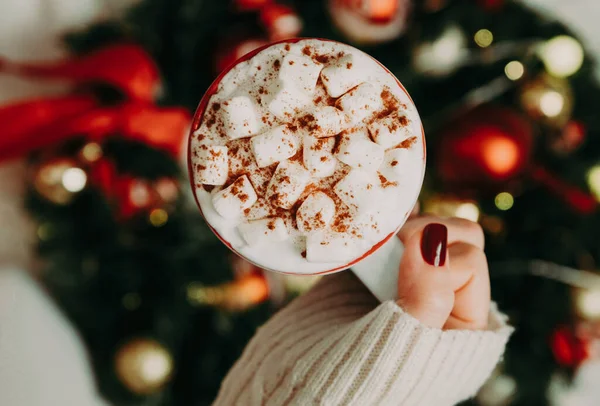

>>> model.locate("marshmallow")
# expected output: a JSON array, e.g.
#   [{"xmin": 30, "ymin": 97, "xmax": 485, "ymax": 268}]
[
  {"xmin": 379, "ymin": 148, "xmax": 412, "ymax": 181},
  {"xmin": 266, "ymin": 161, "xmax": 311, "ymax": 209},
  {"xmin": 246, "ymin": 198, "xmax": 271, "ymax": 221},
  {"xmin": 221, "ymin": 96, "xmax": 260, "ymax": 140},
  {"xmin": 194, "ymin": 145, "xmax": 228, "ymax": 185},
  {"xmin": 268, "ymin": 82, "xmax": 312, "ymax": 119},
  {"xmin": 320, "ymin": 54, "xmax": 364, "ymax": 98},
  {"xmin": 369, "ymin": 112, "xmax": 412, "ymax": 149},
  {"xmin": 238, "ymin": 217, "xmax": 288, "ymax": 246},
  {"xmin": 212, "ymin": 175, "xmax": 258, "ymax": 218},
  {"xmin": 296, "ymin": 192, "xmax": 336, "ymax": 235},
  {"xmin": 251, "ymin": 125, "xmax": 299, "ymax": 168},
  {"xmin": 280, "ymin": 53, "xmax": 323, "ymax": 94},
  {"xmin": 335, "ymin": 128, "xmax": 384, "ymax": 172},
  {"xmin": 334, "ymin": 169, "xmax": 382, "ymax": 215},
  {"xmin": 306, "ymin": 231, "xmax": 362, "ymax": 263},
  {"xmin": 337, "ymin": 82, "xmax": 383, "ymax": 125},
  {"xmin": 303, "ymin": 135, "xmax": 337, "ymax": 178},
  {"xmin": 305, "ymin": 106, "xmax": 351, "ymax": 137}
]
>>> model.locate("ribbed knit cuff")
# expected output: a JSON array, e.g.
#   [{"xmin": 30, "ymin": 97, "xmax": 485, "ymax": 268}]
[{"xmin": 358, "ymin": 301, "xmax": 513, "ymax": 406}]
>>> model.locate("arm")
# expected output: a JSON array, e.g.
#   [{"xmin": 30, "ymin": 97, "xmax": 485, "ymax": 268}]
[
  {"xmin": 213, "ymin": 217, "xmax": 513, "ymax": 406},
  {"xmin": 214, "ymin": 274, "xmax": 511, "ymax": 406}
]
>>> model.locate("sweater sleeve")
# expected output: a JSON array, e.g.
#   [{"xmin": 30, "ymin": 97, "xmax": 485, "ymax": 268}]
[{"xmin": 212, "ymin": 271, "xmax": 513, "ymax": 406}]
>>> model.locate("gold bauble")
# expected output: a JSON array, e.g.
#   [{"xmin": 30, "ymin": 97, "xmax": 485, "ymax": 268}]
[
  {"xmin": 572, "ymin": 287, "xmax": 600, "ymax": 321},
  {"xmin": 33, "ymin": 158, "xmax": 87, "ymax": 205},
  {"xmin": 519, "ymin": 73, "xmax": 573, "ymax": 128},
  {"xmin": 115, "ymin": 338, "xmax": 174, "ymax": 395}
]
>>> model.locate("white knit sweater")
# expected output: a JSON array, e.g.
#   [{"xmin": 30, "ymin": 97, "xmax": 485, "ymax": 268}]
[{"xmin": 213, "ymin": 272, "xmax": 513, "ymax": 406}]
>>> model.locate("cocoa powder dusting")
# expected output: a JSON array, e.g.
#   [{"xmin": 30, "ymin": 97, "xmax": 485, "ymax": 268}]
[
  {"xmin": 302, "ymin": 46, "xmax": 312, "ymax": 56},
  {"xmin": 273, "ymin": 59, "xmax": 281, "ymax": 70},
  {"xmin": 391, "ymin": 160, "xmax": 398, "ymax": 167},
  {"xmin": 398, "ymin": 136, "xmax": 418, "ymax": 149},
  {"xmin": 267, "ymin": 220, "xmax": 276, "ymax": 231},
  {"xmin": 315, "ymin": 54, "xmax": 330, "ymax": 64},
  {"xmin": 301, "ymin": 250, "xmax": 307, "ymax": 258},
  {"xmin": 285, "ymin": 44, "xmax": 291, "ymax": 51}
]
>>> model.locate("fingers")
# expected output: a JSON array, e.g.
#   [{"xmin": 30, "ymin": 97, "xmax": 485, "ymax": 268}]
[
  {"xmin": 397, "ymin": 223, "xmax": 453, "ymax": 329},
  {"xmin": 395, "ymin": 216, "xmax": 490, "ymax": 331},
  {"xmin": 443, "ymin": 243, "xmax": 490, "ymax": 330},
  {"xmin": 397, "ymin": 216, "xmax": 485, "ymax": 250}
]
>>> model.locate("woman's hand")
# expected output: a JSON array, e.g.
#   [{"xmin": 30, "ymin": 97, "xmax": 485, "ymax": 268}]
[{"xmin": 396, "ymin": 216, "xmax": 490, "ymax": 330}]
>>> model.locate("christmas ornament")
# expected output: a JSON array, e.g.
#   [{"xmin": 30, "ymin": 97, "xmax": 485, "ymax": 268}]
[
  {"xmin": 33, "ymin": 158, "xmax": 87, "ymax": 205},
  {"xmin": 538, "ymin": 35, "xmax": 584, "ymax": 78},
  {"xmin": 89, "ymin": 160, "xmax": 180, "ymax": 220},
  {"xmin": 115, "ymin": 338, "xmax": 174, "ymax": 395},
  {"xmin": 259, "ymin": 4, "xmax": 303, "ymax": 41},
  {"xmin": 573, "ymin": 288, "xmax": 600, "ymax": 320},
  {"xmin": 234, "ymin": 0, "xmax": 273, "ymax": 12},
  {"xmin": 412, "ymin": 25, "xmax": 468, "ymax": 77},
  {"xmin": 0, "ymin": 44, "xmax": 160, "ymax": 102},
  {"xmin": 0, "ymin": 95, "xmax": 98, "ymax": 162},
  {"xmin": 187, "ymin": 273, "xmax": 270, "ymax": 311},
  {"xmin": 551, "ymin": 120, "xmax": 586, "ymax": 155},
  {"xmin": 436, "ymin": 106, "xmax": 533, "ymax": 192},
  {"xmin": 551, "ymin": 325, "xmax": 590, "ymax": 368},
  {"xmin": 520, "ymin": 73, "xmax": 573, "ymax": 128},
  {"xmin": 214, "ymin": 36, "xmax": 269, "ymax": 74},
  {"xmin": 329, "ymin": 0, "xmax": 411, "ymax": 45}
]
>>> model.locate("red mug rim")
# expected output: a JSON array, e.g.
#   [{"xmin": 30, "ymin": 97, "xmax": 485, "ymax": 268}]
[{"xmin": 187, "ymin": 37, "xmax": 426, "ymax": 276}]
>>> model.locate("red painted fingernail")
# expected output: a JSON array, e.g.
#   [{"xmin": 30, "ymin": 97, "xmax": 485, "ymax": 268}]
[{"xmin": 421, "ymin": 223, "xmax": 447, "ymax": 267}]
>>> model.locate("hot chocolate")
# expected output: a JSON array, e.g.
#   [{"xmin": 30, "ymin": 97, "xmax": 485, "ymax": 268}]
[{"xmin": 189, "ymin": 38, "xmax": 424, "ymax": 274}]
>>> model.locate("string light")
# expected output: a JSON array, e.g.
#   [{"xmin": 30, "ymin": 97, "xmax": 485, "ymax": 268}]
[
  {"xmin": 573, "ymin": 288, "xmax": 600, "ymax": 320},
  {"xmin": 455, "ymin": 203, "xmax": 480, "ymax": 222},
  {"xmin": 149, "ymin": 209, "xmax": 169, "ymax": 227},
  {"xmin": 495, "ymin": 192, "xmax": 514, "ymax": 211},
  {"xmin": 539, "ymin": 35, "xmax": 584, "ymax": 78},
  {"xmin": 539, "ymin": 90, "xmax": 565, "ymax": 117},
  {"xmin": 474, "ymin": 29, "xmax": 493, "ymax": 48},
  {"xmin": 80, "ymin": 142, "xmax": 103, "ymax": 163},
  {"xmin": 504, "ymin": 61, "xmax": 524, "ymax": 81},
  {"xmin": 61, "ymin": 168, "xmax": 87, "ymax": 192},
  {"xmin": 586, "ymin": 165, "xmax": 600, "ymax": 201}
]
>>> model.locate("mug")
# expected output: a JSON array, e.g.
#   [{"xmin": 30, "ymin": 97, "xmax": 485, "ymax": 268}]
[{"xmin": 188, "ymin": 38, "xmax": 425, "ymax": 302}]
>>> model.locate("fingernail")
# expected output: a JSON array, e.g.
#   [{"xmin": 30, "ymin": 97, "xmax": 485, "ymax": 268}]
[{"xmin": 421, "ymin": 223, "xmax": 447, "ymax": 267}]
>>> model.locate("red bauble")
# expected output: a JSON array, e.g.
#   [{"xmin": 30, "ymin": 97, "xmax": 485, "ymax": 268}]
[
  {"xmin": 551, "ymin": 325, "xmax": 590, "ymax": 368},
  {"xmin": 437, "ymin": 106, "xmax": 533, "ymax": 192}
]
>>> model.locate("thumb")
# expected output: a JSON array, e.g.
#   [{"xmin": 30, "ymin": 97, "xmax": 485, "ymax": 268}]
[{"xmin": 396, "ymin": 223, "xmax": 453, "ymax": 329}]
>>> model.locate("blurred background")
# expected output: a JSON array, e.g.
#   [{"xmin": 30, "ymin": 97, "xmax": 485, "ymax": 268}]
[{"xmin": 1, "ymin": 0, "xmax": 600, "ymax": 405}]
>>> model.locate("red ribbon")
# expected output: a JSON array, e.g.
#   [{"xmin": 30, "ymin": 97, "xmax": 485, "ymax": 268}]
[{"xmin": 0, "ymin": 44, "xmax": 160, "ymax": 102}]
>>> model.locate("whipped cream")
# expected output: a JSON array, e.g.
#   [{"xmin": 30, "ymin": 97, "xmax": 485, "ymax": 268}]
[{"xmin": 190, "ymin": 39, "xmax": 424, "ymax": 274}]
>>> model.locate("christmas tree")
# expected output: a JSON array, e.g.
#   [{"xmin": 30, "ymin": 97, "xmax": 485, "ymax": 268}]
[{"xmin": 4, "ymin": 0, "xmax": 600, "ymax": 405}]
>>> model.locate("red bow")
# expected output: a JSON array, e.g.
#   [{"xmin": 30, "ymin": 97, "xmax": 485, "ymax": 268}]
[{"xmin": 0, "ymin": 43, "xmax": 190, "ymax": 162}]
